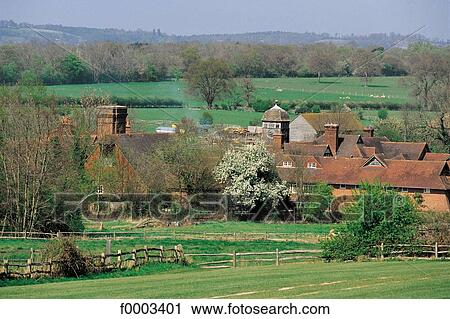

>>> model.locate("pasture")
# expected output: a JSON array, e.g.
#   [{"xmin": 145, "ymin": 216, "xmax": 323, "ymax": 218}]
[
  {"xmin": 48, "ymin": 76, "xmax": 412, "ymax": 106},
  {"xmin": 49, "ymin": 76, "xmax": 413, "ymax": 131},
  {"xmin": 0, "ymin": 260, "xmax": 448, "ymax": 298}
]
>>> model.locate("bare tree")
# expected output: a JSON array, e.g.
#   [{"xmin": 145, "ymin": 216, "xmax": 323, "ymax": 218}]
[
  {"xmin": 408, "ymin": 48, "xmax": 449, "ymax": 110},
  {"xmin": 185, "ymin": 58, "xmax": 234, "ymax": 109},
  {"xmin": 307, "ymin": 45, "xmax": 338, "ymax": 82},
  {"xmin": 351, "ymin": 48, "xmax": 381, "ymax": 87},
  {"xmin": 240, "ymin": 77, "xmax": 256, "ymax": 107}
]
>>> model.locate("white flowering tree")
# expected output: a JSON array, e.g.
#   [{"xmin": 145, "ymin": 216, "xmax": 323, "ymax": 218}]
[{"xmin": 214, "ymin": 141, "xmax": 289, "ymax": 212}]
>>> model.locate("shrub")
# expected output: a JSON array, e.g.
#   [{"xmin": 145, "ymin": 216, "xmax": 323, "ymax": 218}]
[
  {"xmin": 420, "ymin": 211, "xmax": 450, "ymax": 244},
  {"xmin": 42, "ymin": 238, "xmax": 93, "ymax": 278},
  {"xmin": 322, "ymin": 183, "xmax": 420, "ymax": 261},
  {"xmin": 199, "ymin": 111, "xmax": 214, "ymax": 125},
  {"xmin": 300, "ymin": 183, "xmax": 333, "ymax": 222},
  {"xmin": 377, "ymin": 108, "xmax": 388, "ymax": 120},
  {"xmin": 252, "ymin": 99, "xmax": 273, "ymax": 112},
  {"xmin": 311, "ymin": 105, "xmax": 321, "ymax": 113}
]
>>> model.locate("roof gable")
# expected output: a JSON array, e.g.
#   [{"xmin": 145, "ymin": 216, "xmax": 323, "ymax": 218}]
[
  {"xmin": 362, "ymin": 155, "xmax": 387, "ymax": 168},
  {"xmin": 301, "ymin": 112, "xmax": 364, "ymax": 132}
]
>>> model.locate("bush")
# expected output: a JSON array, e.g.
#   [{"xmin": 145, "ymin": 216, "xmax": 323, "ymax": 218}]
[
  {"xmin": 420, "ymin": 211, "xmax": 450, "ymax": 244},
  {"xmin": 300, "ymin": 183, "xmax": 333, "ymax": 222},
  {"xmin": 199, "ymin": 111, "xmax": 214, "ymax": 125},
  {"xmin": 311, "ymin": 105, "xmax": 321, "ymax": 113},
  {"xmin": 252, "ymin": 99, "xmax": 273, "ymax": 112},
  {"xmin": 322, "ymin": 183, "xmax": 420, "ymax": 261},
  {"xmin": 377, "ymin": 108, "xmax": 388, "ymax": 120},
  {"xmin": 42, "ymin": 238, "xmax": 93, "ymax": 278}
]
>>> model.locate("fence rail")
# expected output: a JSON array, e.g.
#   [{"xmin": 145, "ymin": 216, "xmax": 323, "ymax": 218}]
[
  {"xmin": 0, "ymin": 244, "xmax": 184, "ymax": 279},
  {"xmin": 375, "ymin": 242, "xmax": 449, "ymax": 259},
  {"xmin": 186, "ymin": 249, "xmax": 322, "ymax": 268}
]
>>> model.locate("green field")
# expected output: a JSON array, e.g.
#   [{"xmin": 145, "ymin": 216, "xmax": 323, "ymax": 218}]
[
  {"xmin": 48, "ymin": 77, "xmax": 413, "ymax": 131},
  {"xmin": 48, "ymin": 76, "xmax": 412, "ymax": 106},
  {"xmin": 129, "ymin": 108, "xmax": 275, "ymax": 132},
  {"xmin": 0, "ymin": 222, "xmax": 334, "ymax": 261},
  {"xmin": 83, "ymin": 220, "xmax": 338, "ymax": 234},
  {"xmin": 0, "ymin": 261, "xmax": 448, "ymax": 298}
]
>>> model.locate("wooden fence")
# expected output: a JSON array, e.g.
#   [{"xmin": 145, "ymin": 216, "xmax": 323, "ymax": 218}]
[
  {"xmin": 0, "ymin": 230, "xmax": 322, "ymax": 243},
  {"xmin": 0, "ymin": 245, "xmax": 184, "ymax": 279},
  {"xmin": 375, "ymin": 243, "xmax": 450, "ymax": 260},
  {"xmin": 186, "ymin": 249, "xmax": 322, "ymax": 269}
]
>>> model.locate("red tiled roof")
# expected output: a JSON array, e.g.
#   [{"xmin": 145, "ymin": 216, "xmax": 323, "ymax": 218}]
[
  {"xmin": 284, "ymin": 142, "xmax": 331, "ymax": 156},
  {"xmin": 278, "ymin": 157, "xmax": 450, "ymax": 190},
  {"xmin": 423, "ymin": 153, "xmax": 450, "ymax": 161}
]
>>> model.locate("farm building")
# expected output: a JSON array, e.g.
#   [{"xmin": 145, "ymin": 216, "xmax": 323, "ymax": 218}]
[
  {"xmin": 289, "ymin": 111, "xmax": 364, "ymax": 142},
  {"xmin": 261, "ymin": 104, "xmax": 450, "ymax": 212},
  {"xmin": 85, "ymin": 106, "xmax": 171, "ymax": 192},
  {"xmin": 85, "ymin": 104, "xmax": 450, "ymax": 212}
]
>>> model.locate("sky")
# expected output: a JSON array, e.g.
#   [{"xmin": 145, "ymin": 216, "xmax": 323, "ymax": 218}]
[{"xmin": 0, "ymin": 0, "xmax": 449, "ymax": 39}]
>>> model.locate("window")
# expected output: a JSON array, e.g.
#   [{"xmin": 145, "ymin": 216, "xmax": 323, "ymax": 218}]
[
  {"xmin": 339, "ymin": 184, "xmax": 346, "ymax": 189},
  {"xmin": 263, "ymin": 122, "xmax": 279, "ymax": 129},
  {"xmin": 367, "ymin": 159, "xmax": 382, "ymax": 167},
  {"xmin": 401, "ymin": 187, "xmax": 408, "ymax": 193},
  {"xmin": 282, "ymin": 161, "xmax": 293, "ymax": 167},
  {"xmin": 424, "ymin": 188, "xmax": 431, "ymax": 194},
  {"xmin": 97, "ymin": 185, "xmax": 104, "ymax": 195},
  {"xmin": 307, "ymin": 162, "xmax": 317, "ymax": 169}
]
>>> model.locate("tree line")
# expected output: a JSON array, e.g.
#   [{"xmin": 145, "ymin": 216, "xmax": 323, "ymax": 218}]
[{"xmin": 0, "ymin": 41, "xmax": 448, "ymax": 86}]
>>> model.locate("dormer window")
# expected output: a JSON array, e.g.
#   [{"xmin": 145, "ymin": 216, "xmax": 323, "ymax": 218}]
[
  {"xmin": 367, "ymin": 159, "xmax": 382, "ymax": 166},
  {"xmin": 363, "ymin": 156, "xmax": 385, "ymax": 168},
  {"xmin": 307, "ymin": 162, "xmax": 317, "ymax": 169},
  {"xmin": 282, "ymin": 161, "xmax": 293, "ymax": 167}
]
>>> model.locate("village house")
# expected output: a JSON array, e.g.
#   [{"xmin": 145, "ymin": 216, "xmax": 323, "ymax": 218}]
[
  {"xmin": 261, "ymin": 103, "xmax": 450, "ymax": 212},
  {"xmin": 85, "ymin": 105, "xmax": 171, "ymax": 192},
  {"xmin": 85, "ymin": 104, "xmax": 450, "ymax": 212}
]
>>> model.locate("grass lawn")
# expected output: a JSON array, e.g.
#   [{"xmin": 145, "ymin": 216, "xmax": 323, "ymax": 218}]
[
  {"xmin": 83, "ymin": 220, "xmax": 339, "ymax": 234},
  {"xmin": 0, "ymin": 260, "xmax": 447, "ymax": 298}
]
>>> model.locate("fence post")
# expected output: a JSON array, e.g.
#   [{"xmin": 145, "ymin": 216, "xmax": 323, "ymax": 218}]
[
  {"xmin": 27, "ymin": 258, "xmax": 32, "ymax": 278},
  {"xmin": 435, "ymin": 242, "xmax": 439, "ymax": 259},
  {"xmin": 48, "ymin": 258, "xmax": 52, "ymax": 275},
  {"xmin": 132, "ymin": 249, "xmax": 137, "ymax": 266},
  {"xmin": 101, "ymin": 253, "xmax": 106, "ymax": 267},
  {"xmin": 117, "ymin": 250, "xmax": 122, "ymax": 269},
  {"xmin": 232, "ymin": 250, "xmax": 237, "ymax": 268},
  {"xmin": 159, "ymin": 246, "xmax": 164, "ymax": 263},
  {"xmin": 113, "ymin": 231, "xmax": 116, "ymax": 241},
  {"xmin": 276, "ymin": 249, "xmax": 280, "ymax": 266},
  {"xmin": 105, "ymin": 239, "xmax": 112, "ymax": 264},
  {"xmin": 380, "ymin": 242, "xmax": 384, "ymax": 260},
  {"xmin": 30, "ymin": 248, "xmax": 34, "ymax": 263},
  {"xmin": 4, "ymin": 259, "xmax": 8, "ymax": 276},
  {"xmin": 144, "ymin": 246, "xmax": 149, "ymax": 263},
  {"xmin": 143, "ymin": 230, "xmax": 146, "ymax": 240}
]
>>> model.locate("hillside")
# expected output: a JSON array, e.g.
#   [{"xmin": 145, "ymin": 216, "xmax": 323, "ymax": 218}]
[{"xmin": 0, "ymin": 20, "xmax": 441, "ymax": 47}]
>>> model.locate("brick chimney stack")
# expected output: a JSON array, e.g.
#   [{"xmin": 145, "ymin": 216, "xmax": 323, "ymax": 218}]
[
  {"xmin": 96, "ymin": 105, "xmax": 128, "ymax": 139},
  {"xmin": 363, "ymin": 126, "xmax": 374, "ymax": 137},
  {"xmin": 324, "ymin": 123, "xmax": 339, "ymax": 156},
  {"xmin": 125, "ymin": 118, "xmax": 132, "ymax": 134},
  {"xmin": 273, "ymin": 132, "xmax": 284, "ymax": 152}
]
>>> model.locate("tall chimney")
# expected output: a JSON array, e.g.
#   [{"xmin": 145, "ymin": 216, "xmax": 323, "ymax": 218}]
[
  {"xmin": 324, "ymin": 123, "xmax": 339, "ymax": 156},
  {"xmin": 363, "ymin": 126, "xmax": 374, "ymax": 137},
  {"xmin": 273, "ymin": 132, "xmax": 284, "ymax": 152},
  {"xmin": 125, "ymin": 118, "xmax": 132, "ymax": 134},
  {"xmin": 96, "ymin": 105, "xmax": 128, "ymax": 139}
]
